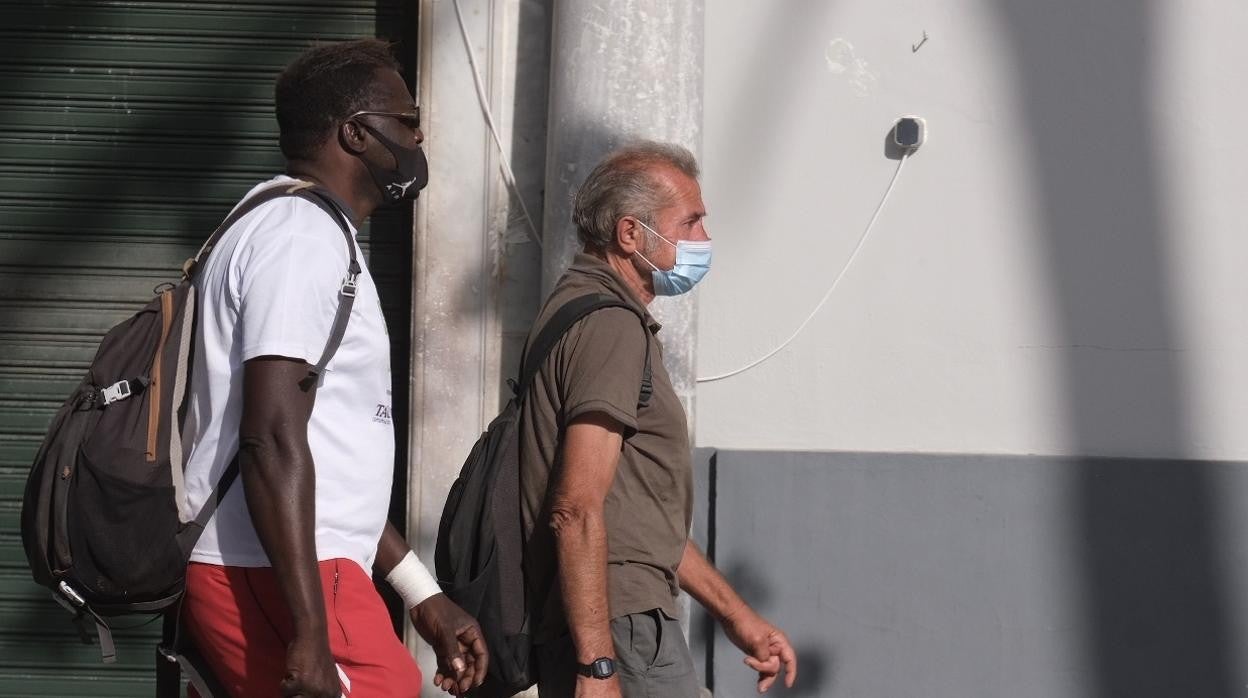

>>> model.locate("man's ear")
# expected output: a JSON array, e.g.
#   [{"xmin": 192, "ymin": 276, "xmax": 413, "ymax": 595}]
[
  {"xmin": 616, "ymin": 216, "xmax": 644, "ymax": 254},
  {"xmin": 338, "ymin": 120, "xmax": 368, "ymax": 156}
]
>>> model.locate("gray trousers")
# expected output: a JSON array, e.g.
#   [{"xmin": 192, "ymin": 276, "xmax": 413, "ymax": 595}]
[{"xmin": 536, "ymin": 609, "xmax": 699, "ymax": 698}]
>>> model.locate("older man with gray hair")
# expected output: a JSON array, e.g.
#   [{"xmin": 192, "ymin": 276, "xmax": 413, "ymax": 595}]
[{"xmin": 518, "ymin": 141, "xmax": 797, "ymax": 697}]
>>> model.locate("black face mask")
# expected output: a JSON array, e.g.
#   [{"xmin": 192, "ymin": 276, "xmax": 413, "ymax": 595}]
[{"xmin": 357, "ymin": 122, "xmax": 429, "ymax": 203}]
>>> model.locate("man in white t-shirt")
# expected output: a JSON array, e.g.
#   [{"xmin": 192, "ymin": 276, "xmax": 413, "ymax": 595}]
[{"xmin": 180, "ymin": 39, "xmax": 487, "ymax": 698}]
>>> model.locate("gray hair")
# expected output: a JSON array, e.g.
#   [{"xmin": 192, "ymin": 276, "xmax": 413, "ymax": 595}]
[{"xmin": 572, "ymin": 141, "xmax": 700, "ymax": 251}]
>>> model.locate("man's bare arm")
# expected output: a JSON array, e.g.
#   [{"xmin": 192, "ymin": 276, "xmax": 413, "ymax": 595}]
[
  {"xmin": 239, "ymin": 357, "xmax": 339, "ymax": 698},
  {"xmin": 373, "ymin": 521, "xmax": 409, "ymax": 574},
  {"xmin": 549, "ymin": 412, "xmax": 625, "ymax": 695}
]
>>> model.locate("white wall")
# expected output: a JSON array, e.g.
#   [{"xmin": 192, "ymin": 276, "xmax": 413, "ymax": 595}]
[{"xmin": 696, "ymin": 0, "xmax": 1248, "ymax": 460}]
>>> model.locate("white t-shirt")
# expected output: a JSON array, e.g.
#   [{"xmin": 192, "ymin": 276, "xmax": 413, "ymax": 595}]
[{"xmin": 183, "ymin": 176, "xmax": 394, "ymax": 572}]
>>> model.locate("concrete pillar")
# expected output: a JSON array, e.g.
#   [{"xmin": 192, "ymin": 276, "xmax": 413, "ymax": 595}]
[
  {"xmin": 409, "ymin": 0, "xmax": 703, "ymax": 686},
  {"xmin": 541, "ymin": 0, "xmax": 705, "ymax": 421},
  {"xmin": 541, "ymin": 1, "xmax": 705, "ymax": 664}
]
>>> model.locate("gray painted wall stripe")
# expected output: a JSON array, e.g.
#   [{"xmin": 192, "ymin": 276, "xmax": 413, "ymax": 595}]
[{"xmin": 689, "ymin": 449, "xmax": 1246, "ymax": 698}]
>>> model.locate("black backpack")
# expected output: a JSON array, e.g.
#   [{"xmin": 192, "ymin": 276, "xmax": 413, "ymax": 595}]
[
  {"xmin": 19, "ymin": 181, "xmax": 358, "ymax": 674},
  {"xmin": 434, "ymin": 294, "xmax": 653, "ymax": 696}
]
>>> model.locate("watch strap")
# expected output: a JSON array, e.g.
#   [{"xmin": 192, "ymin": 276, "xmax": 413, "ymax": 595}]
[{"xmin": 576, "ymin": 656, "xmax": 616, "ymax": 679}]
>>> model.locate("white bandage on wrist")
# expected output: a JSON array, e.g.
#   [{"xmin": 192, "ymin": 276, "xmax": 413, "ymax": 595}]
[{"xmin": 385, "ymin": 550, "xmax": 442, "ymax": 610}]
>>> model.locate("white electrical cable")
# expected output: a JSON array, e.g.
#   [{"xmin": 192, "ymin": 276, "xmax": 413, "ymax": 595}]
[
  {"xmin": 696, "ymin": 154, "xmax": 911, "ymax": 383},
  {"xmin": 452, "ymin": 0, "xmax": 910, "ymax": 381},
  {"xmin": 450, "ymin": 0, "xmax": 542, "ymax": 248}
]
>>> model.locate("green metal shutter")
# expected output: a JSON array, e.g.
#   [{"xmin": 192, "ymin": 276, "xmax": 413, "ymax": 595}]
[{"xmin": 0, "ymin": 2, "xmax": 412, "ymax": 695}]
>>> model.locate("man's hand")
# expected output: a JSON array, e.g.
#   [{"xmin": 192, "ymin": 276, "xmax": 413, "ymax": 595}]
[
  {"xmin": 410, "ymin": 593, "xmax": 489, "ymax": 695},
  {"xmin": 677, "ymin": 543, "xmax": 799, "ymax": 693},
  {"xmin": 574, "ymin": 674, "xmax": 622, "ymax": 698},
  {"xmin": 280, "ymin": 632, "xmax": 341, "ymax": 698},
  {"xmin": 722, "ymin": 607, "xmax": 798, "ymax": 693}
]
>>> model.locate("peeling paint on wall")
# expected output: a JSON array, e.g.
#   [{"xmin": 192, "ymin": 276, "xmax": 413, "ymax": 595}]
[{"xmin": 825, "ymin": 37, "xmax": 878, "ymax": 96}]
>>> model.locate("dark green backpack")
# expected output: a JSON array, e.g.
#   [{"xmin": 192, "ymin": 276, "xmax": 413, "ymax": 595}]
[{"xmin": 434, "ymin": 294, "xmax": 652, "ymax": 695}]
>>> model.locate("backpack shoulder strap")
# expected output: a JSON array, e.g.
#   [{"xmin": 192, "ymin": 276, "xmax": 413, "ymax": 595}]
[
  {"xmin": 175, "ymin": 182, "xmax": 358, "ymax": 553},
  {"xmin": 181, "ymin": 180, "xmax": 355, "ymax": 386},
  {"xmin": 184, "ymin": 181, "xmax": 314, "ymax": 280},
  {"xmin": 293, "ymin": 185, "xmax": 359, "ymax": 385},
  {"xmin": 519, "ymin": 294, "xmax": 653, "ymax": 407}
]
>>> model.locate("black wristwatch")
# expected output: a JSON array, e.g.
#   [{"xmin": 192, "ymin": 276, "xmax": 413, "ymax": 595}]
[{"xmin": 577, "ymin": 657, "xmax": 616, "ymax": 679}]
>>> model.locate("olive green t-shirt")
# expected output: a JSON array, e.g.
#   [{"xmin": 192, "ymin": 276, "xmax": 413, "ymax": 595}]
[{"xmin": 519, "ymin": 253, "xmax": 692, "ymax": 643}]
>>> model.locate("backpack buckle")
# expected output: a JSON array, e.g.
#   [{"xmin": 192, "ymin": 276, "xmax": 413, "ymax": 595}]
[
  {"xmin": 53, "ymin": 581, "xmax": 117, "ymax": 664},
  {"xmin": 100, "ymin": 380, "xmax": 133, "ymax": 405},
  {"xmin": 340, "ymin": 274, "xmax": 359, "ymax": 298},
  {"xmin": 54, "ymin": 580, "xmax": 87, "ymax": 610}
]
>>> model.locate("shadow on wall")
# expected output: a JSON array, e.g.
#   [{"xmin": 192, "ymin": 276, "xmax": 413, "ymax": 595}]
[
  {"xmin": 436, "ymin": 0, "xmax": 551, "ymax": 411},
  {"xmin": 369, "ymin": 0, "xmax": 419, "ymax": 634},
  {"xmin": 719, "ymin": 560, "xmax": 836, "ymax": 698},
  {"xmin": 494, "ymin": 0, "xmax": 552, "ymax": 404},
  {"xmin": 991, "ymin": 0, "xmax": 1236, "ymax": 696},
  {"xmin": 688, "ymin": 450, "xmax": 835, "ymax": 698},
  {"xmin": 0, "ymin": 14, "xmax": 267, "ymax": 337}
]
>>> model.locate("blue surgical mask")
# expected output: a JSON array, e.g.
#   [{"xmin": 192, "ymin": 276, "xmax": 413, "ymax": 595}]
[{"xmin": 635, "ymin": 220, "xmax": 712, "ymax": 296}]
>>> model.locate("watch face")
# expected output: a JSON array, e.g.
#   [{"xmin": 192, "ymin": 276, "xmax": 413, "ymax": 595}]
[{"xmin": 591, "ymin": 657, "xmax": 616, "ymax": 678}]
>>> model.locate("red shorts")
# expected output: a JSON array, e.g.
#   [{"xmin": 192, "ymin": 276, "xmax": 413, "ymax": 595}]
[{"xmin": 182, "ymin": 559, "xmax": 422, "ymax": 697}]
